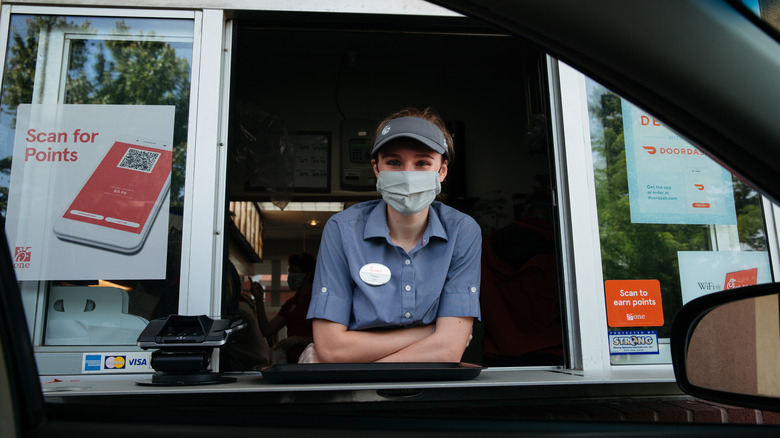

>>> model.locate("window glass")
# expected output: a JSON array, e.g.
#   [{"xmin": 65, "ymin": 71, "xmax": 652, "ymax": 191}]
[
  {"xmin": 0, "ymin": 15, "xmax": 193, "ymax": 348},
  {"xmin": 586, "ymin": 79, "xmax": 771, "ymax": 365}
]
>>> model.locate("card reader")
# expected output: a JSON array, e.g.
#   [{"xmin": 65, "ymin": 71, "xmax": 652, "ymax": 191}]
[{"xmin": 136, "ymin": 314, "xmax": 245, "ymax": 386}]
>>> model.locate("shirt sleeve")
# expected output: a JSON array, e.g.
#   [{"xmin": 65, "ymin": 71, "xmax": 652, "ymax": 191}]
[
  {"xmin": 437, "ymin": 215, "xmax": 482, "ymax": 320},
  {"xmin": 306, "ymin": 218, "xmax": 354, "ymax": 326}
]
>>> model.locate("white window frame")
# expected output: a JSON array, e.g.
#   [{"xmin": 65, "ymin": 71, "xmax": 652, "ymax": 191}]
[
  {"xmin": 549, "ymin": 59, "xmax": 612, "ymax": 372},
  {"xmin": 0, "ymin": 5, "xmax": 228, "ymax": 375},
  {"xmin": 8, "ymin": 1, "xmax": 770, "ymax": 384},
  {"xmin": 552, "ymin": 59, "xmax": 780, "ymax": 373}
]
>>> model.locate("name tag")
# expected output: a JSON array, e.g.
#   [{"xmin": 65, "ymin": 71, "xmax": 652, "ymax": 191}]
[{"xmin": 359, "ymin": 263, "xmax": 391, "ymax": 286}]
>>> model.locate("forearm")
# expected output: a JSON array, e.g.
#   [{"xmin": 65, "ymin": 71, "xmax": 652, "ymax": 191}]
[
  {"xmin": 253, "ymin": 298, "xmax": 285, "ymax": 336},
  {"xmin": 312, "ymin": 319, "xmax": 434, "ymax": 363},
  {"xmin": 250, "ymin": 284, "xmax": 279, "ymax": 336},
  {"xmin": 254, "ymin": 301, "xmax": 274, "ymax": 335},
  {"xmin": 374, "ymin": 333, "xmax": 464, "ymax": 362},
  {"xmin": 376, "ymin": 317, "xmax": 473, "ymax": 363}
]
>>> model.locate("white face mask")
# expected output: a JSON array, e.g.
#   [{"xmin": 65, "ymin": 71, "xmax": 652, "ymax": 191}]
[{"xmin": 376, "ymin": 171, "xmax": 441, "ymax": 216}]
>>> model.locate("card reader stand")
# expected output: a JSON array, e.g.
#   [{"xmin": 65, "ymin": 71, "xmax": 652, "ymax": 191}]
[{"xmin": 135, "ymin": 314, "xmax": 245, "ymax": 386}]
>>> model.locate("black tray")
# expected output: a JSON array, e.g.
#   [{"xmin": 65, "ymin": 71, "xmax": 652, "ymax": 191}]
[{"xmin": 258, "ymin": 362, "xmax": 485, "ymax": 383}]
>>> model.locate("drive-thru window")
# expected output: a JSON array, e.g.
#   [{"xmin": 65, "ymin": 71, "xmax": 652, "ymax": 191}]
[{"xmin": 1, "ymin": 1, "xmax": 778, "ymax": 396}]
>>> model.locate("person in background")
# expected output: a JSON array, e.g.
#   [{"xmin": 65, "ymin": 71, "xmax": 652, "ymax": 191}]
[
  {"xmin": 301, "ymin": 107, "xmax": 481, "ymax": 363},
  {"xmin": 221, "ymin": 260, "xmax": 271, "ymax": 370},
  {"xmin": 253, "ymin": 252, "xmax": 316, "ymax": 364}
]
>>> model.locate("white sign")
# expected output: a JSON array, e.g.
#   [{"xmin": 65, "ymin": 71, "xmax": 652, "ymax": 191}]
[
  {"xmin": 678, "ymin": 251, "xmax": 771, "ymax": 304},
  {"xmin": 6, "ymin": 104, "xmax": 175, "ymax": 280}
]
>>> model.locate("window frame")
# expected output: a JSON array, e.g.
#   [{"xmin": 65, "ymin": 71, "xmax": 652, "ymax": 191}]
[
  {"xmin": 0, "ymin": 4, "xmax": 216, "ymax": 375},
  {"xmin": 554, "ymin": 59, "xmax": 780, "ymax": 372},
  {"xmin": 4, "ymin": 1, "xmax": 769, "ymax": 383}
]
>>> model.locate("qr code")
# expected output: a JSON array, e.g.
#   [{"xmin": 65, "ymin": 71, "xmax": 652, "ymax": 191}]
[{"xmin": 117, "ymin": 148, "xmax": 161, "ymax": 173}]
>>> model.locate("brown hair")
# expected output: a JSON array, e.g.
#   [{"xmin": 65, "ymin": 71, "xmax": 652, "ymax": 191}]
[{"xmin": 372, "ymin": 107, "xmax": 454, "ymax": 164}]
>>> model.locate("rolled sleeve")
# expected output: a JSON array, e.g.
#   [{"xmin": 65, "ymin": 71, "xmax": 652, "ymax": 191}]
[
  {"xmin": 437, "ymin": 216, "xmax": 482, "ymax": 320},
  {"xmin": 307, "ymin": 219, "xmax": 354, "ymax": 326}
]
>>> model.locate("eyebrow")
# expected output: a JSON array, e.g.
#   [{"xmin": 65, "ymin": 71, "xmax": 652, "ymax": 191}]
[{"xmin": 381, "ymin": 152, "xmax": 436, "ymax": 159}]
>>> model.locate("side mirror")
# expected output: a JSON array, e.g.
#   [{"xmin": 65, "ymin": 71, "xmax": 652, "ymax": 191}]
[{"xmin": 671, "ymin": 282, "xmax": 780, "ymax": 411}]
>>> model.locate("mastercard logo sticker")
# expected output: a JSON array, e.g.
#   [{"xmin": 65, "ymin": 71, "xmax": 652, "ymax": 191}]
[{"xmin": 104, "ymin": 356, "xmax": 126, "ymax": 369}]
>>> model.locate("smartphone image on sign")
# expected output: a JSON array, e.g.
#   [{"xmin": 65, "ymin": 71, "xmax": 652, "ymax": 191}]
[
  {"xmin": 53, "ymin": 137, "xmax": 172, "ymax": 254},
  {"xmin": 684, "ymin": 167, "xmax": 714, "ymax": 211}
]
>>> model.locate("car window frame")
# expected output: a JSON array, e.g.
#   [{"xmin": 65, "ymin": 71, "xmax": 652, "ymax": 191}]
[{"xmin": 430, "ymin": 0, "xmax": 780, "ymax": 205}]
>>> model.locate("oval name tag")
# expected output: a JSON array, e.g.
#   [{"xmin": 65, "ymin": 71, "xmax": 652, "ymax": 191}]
[{"xmin": 359, "ymin": 263, "xmax": 391, "ymax": 286}]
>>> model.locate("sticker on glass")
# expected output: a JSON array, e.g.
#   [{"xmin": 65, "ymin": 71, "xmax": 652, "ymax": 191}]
[{"xmin": 608, "ymin": 330, "xmax": 659, "ymax": 355}]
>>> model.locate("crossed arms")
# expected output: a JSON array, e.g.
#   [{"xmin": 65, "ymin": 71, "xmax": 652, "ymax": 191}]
[{"xmin": 310, "ymin": 316, "xmax": 473, "ymax": 363}]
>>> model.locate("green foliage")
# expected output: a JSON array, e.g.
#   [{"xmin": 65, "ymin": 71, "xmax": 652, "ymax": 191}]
[
  {"xmin": 0, "ymin": 16, "xmax": 192, "ymax": 215},
  {"xmin": 588, "ymin": 84, "xmax": 768, "ymax": 338},
  {"xmin": 63, "ymin": 20, "xmax": 191, "ymax": 210}
]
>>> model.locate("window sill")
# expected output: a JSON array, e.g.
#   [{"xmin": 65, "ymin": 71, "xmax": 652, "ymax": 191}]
[{"xmin": 41, "ymin": 365, "xmax": 680, "ymax": 406}]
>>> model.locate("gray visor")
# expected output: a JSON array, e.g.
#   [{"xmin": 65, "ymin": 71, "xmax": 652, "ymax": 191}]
[{"xmin": 371, "ymin": 116, "xmax": 448, "ymax": 157}]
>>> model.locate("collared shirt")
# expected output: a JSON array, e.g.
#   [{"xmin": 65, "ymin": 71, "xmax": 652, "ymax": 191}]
[{"xmin": 307, "ymin": 199, "xmax": 481, "ymax": 330}]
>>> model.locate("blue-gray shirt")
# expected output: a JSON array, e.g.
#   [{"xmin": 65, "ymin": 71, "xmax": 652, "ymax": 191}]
[{"xmin": 307, "ymin": 199, "xmax": 481, "ymax": 330}]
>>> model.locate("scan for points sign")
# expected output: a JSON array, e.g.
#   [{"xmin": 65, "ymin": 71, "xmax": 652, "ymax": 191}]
[{"xmin": 605, "ymin": 279, "xmax": 664, "ymax": 327}]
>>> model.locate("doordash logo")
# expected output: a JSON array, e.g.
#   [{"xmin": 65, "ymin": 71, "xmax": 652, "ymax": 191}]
[
  {"xmin": 641, "ymin": 145, "xmax": 705, "ymax": 156},
  {"xmin": 14, "ymin": 247, "xmax": 31, "ymax": 268}
]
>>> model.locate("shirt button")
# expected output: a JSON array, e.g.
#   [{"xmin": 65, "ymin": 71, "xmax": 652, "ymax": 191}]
[
  {"xmin": 404, "ymin": 312, "xmax": 411, "ymax": 318},
  {"xmin": 405, "ymin": 285, "xmax": 411, "ymax": 291},
  {"xmin": 405, "ymin": 259, "xmax": 411, "ymax": 265},
  {"xmin": 470, "ymin": 287, "xmax": 477, "ymax": 293},
  {"xmin": 321, "ymin": 287, "xmax": 327, "ymax": 293}
]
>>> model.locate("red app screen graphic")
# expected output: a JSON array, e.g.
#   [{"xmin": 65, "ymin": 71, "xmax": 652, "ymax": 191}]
[
  {"xmin": 724, "ymin": 267, "xmax": 758, "ymax": 290},
  {"xmin": 63, "ymin": 141, "xmax": 172, "ymax": 234}
]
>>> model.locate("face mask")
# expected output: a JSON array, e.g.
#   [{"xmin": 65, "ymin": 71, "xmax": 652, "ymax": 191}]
[
  {"xmin": 376, "ymin": 171, "xmax": 441, "ymax": 216},
  {"xmin": 287, "ymin": 272, "xmax": 309, "ymax": 291}
]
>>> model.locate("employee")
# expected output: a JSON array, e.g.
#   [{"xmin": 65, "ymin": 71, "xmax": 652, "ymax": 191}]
[
  {"xmin": 302, "ymin": 107, "xmax": 481, "ymax": 363},
  {"xmin": 253, "ymin": 252, "xmax": 316, "ymax": 364}
]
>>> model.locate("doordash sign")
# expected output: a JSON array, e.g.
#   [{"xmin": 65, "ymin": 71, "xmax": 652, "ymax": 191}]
[
  {"xmin": 622, "ymin": 100, "xmax": 737, "ymax": 225},
  {"xmin": 604, "ymin": 279, "xmax": 664, "ymax": 328}
]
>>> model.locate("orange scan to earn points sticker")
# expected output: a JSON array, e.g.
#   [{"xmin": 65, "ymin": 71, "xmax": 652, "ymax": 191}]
[{"xmin": 605, "ymin": 279, "xmax": 664, "ymax": 328}]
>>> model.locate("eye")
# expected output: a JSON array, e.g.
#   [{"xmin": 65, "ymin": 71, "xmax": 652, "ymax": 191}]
[
  {"xmin": 385, "ymin": 159, "xmax": 402, "ymax": 166},
  {"xmin": 415, "ymin": 160, "xmax": 432, "ymax": 167}
]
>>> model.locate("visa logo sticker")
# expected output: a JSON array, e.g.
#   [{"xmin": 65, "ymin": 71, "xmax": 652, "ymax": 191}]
[
  {"xmin": 82, "ymin": 352, "xmax": 153, "ymax": 374},
  {"xmin": 608, "ymin": 330, "xmax": 659, "ymax": 355},
  {"xmin": 128, "ymin": 358, "xmax": 148, "ymax": 366}
]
